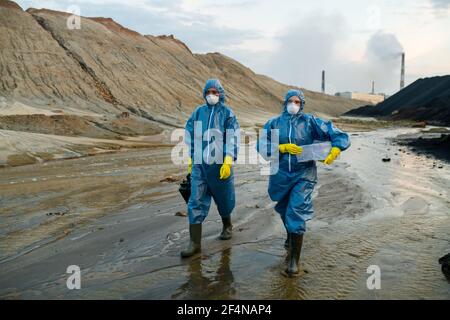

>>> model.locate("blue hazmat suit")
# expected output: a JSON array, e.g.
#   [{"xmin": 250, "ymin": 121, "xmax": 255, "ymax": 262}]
[
  {"xmin": 257, "ymin": 89, "xmax": 350, "ymax": 234},
  {"xmin": 185, "ymin": 79, "xmax": 240, "ymax": 224}
]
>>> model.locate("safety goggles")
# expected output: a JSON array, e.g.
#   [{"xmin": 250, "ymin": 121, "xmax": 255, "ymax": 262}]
[{"xmin": 206, "ymin": 89, "xmax": 219, "ymax": 95}]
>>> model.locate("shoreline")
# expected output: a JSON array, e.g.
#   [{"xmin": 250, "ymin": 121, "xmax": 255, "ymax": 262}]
[{"xmin": 1, "ymin": 117, "xmax": 441, "ymax": 169}]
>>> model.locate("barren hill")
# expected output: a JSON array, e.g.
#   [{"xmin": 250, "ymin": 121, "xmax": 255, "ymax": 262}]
[
  {"xmin": 0, "ymin": 0, "xmax": 367, "ymax": 166},
  {"xmin": 1, "ymin": 1, "xmax": 364, "ymax": 125}
]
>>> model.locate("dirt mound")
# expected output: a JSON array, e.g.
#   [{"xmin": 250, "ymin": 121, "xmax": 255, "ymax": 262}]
[
  {"xmin": 394, "ymin": 132, "xmax": 450, "ymax": 162},
  {"xmin": 0, "ymin": 128, "xmax": 169, "ymax": 167},
  {"xmin": 0, "ymin": 5, "xmax": 118, "ymax": 116},
  {"xmin": 0, "ymin": 0, "xmax": 21, "ymax": 10},
  {"xmin": 345, "ymin": 75, "xmax": 450, "ymax": 125},
  {"xmin": 0, "ymin": 114, "xmax": 162, "ymax": 139},
  {"xmin": 89, "ymin": 17, "xmax": 141, "ymax": 37},
  {"xmin": 1, "ymin": 1, "xmax": 366, "ymax": 132},
  {"xmin": 391, "ymin": 96, "xmax": 450, "ymax": 125}
]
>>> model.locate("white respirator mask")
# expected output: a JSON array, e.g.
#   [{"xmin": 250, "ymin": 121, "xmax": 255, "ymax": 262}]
[
  {"xmin": 286, "ymin": 102, "xmax": 300, "ymax": 115},
  {"xmin": 206, "ymin": 94, "xmax": 219, "ymax": 106}
]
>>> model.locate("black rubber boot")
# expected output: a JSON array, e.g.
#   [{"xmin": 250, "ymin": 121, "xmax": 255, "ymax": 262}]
[
  {"xmin": 219, "ymin": 217, "xmax": 232, "ymax": 240},
  {"xmin": 181, "ymin": 224, "xmax": 202, "ymax": 258},
  {"xmin": 285, "ymin": 233, "xmax": 304, "ymax": 277}
]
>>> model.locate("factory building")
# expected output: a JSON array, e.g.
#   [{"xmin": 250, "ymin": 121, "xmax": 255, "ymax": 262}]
[{"xmin": 335, "ymin": 92, "xmax": 386, "ymax": 105}]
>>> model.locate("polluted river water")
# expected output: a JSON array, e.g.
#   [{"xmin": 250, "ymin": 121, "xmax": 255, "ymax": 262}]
[{"xmin": 0, "ymin": 127, "xmax": 449, "ymax": 299}]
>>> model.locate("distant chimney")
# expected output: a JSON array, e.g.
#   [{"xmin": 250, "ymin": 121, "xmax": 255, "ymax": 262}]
[
  {"xmin": 371, "ymin": 81, "xmax": 375, "ymax": 94},
  {"xmin": 400, "ymin": 52, "xmax": 405, "ymax": 90},
  {"xmin": 321, "ymin": 70, "xmax": 325, "ymax": 94}
]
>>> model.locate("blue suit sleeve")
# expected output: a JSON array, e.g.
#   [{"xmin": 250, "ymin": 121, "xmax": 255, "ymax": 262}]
[
  {"xmin": 224, "ymin": 110, "xmax": 240, "ymax": 161},
  {"xmin": 256, "ymin": 119, "xmax": 279, "ymax": 161},
  {"xmin": 310, "ymin": 116, "xmax": 351, "ymax": 151},
  {"xmin": 185, "ymin": 110, "xmax": 196, "ymax": 159}
]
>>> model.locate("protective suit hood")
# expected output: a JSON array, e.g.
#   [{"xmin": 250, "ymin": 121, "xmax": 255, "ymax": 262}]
[
  {"xmin": 283, "ymin": 89, "xmax": 306, "ymax": 115},
  {"xmin": 203, "ymin": 79, "xmax": 226, "ymax": 105}
]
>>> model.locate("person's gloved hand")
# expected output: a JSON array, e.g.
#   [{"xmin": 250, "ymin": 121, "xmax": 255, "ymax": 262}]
[
  {"xmin": 220, "ymin": 155, "xmax": 233, "ymax": 180},
  {"xmin": 324, "ymin": 147, "xmax": 341, "ymax": 165},
  {"xmin": 187, "ymin": 157, "xmax": 192, "ymax": 174},
  {"xmin": 279, "ymin": 143, "xmax": 303, "ymax": 155}
]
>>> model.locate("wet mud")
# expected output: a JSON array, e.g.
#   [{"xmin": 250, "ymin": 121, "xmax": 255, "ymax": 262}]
[{"xmin": 0, "ymin": 128, "xmax": 449, "ymax": 299}]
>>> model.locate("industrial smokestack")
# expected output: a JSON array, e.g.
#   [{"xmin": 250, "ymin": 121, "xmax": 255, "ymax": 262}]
[
  {"xmin": 321, "ymin": 70, "xmax": 325, "ymax": 93},
  {"xmin": 371, "ymin": 81, "xmax": 375, "ymax": 94},
  {"xmin": 400, "ymin": 52, "xmax": 405, "ymax": 90}
]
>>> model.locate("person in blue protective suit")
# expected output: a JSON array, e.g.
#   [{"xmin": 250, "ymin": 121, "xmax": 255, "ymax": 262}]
[
  {"xmin": 257, "ymin": 89, "xmax": 350, "ymax": 277},
  {"xmin": 181, "ymin": 79, "xmax": 240, "ymax": 258}
]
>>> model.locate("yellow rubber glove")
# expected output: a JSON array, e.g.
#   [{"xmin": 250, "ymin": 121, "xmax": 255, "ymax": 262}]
[
  {"xmin": 324, "ymin": 147, "xmax": 341, "ymax": 165},
  {"xmin": 220, "ymin": 155, "xmax": 233, "ymax": 180},
  {"xmin": 279, "ymin": 143, "xmax": 303, "ymax": 155},
  {"xmin": 187, "ymin": 157, "xmax": 192, "ymax": 174}
]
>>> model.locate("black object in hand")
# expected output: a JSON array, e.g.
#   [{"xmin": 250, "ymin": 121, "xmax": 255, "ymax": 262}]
[{"xmin": 179, "ymin": 174, "xmax": 191, "ymax": 204}]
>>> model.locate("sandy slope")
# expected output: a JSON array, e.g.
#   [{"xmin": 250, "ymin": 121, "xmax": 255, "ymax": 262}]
[
  {"xmin": 0, "ymin": 0, "xmax": 371, "ymax": 173},
  {"xmin": 1, "ymin": 1, "xmax": 367, "ymax": 134},
  {"xmin": 0, "ymin": 129, "xmax": 169, "ymax": 167}
]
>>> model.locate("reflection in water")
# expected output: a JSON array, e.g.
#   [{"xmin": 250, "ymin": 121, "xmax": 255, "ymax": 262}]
[
  {"xmin": 172, "ymin": 248, "xmax": 236, "ymax": 299},
  {"xmin": 264, "ymin": 258, "xmax": 307, "ymax": 300}
]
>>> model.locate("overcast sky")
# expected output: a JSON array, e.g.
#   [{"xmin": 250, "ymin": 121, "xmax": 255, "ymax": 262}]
[{"xmin": 16, "ymin": 0, "xmax": 450, "ymax": 95}]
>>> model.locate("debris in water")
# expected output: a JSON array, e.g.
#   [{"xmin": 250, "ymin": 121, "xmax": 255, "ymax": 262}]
[
  {"xmin": 160, "ymin": 176, "xmax": 179, "ymax": 183},
  {"xmin": 46, "ymin": 207, "xmax": 69, "ymax": 216},
  {"xmin": 412, "ymin": 122, "xmax": 426, "ymax": 128},
  {"xmin": 175, "ymin": 211, "xmax": 187, "ymax": 217}
]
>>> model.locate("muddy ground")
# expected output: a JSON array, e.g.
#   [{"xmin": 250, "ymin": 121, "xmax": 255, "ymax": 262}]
[{"xmin": 0, "ymin": 127, "xmax": 449, "ymax": 299}]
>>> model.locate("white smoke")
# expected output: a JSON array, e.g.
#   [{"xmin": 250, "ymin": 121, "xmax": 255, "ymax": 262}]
[{"xmin": 263, "ymin": 12, "xmax": 405, "ymax": 95}]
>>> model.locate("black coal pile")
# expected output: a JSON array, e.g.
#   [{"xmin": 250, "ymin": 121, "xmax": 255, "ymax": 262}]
[
  {"xmin": 345, "ymin": 75, "xmax": 450, "ymax": 125},
  {"xmin": 394, "ymin": 133, "xmax": 450, "ymax": 162}
]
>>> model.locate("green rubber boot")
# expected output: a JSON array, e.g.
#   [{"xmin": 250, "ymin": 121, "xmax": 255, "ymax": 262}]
[
  {"xmin": 219, "ymin": 217, "xmax": 232, "ymax": 240},
  {"xmin": 181, "ymin": 224, "xmax": 202, "ymax": 258},
  {"xmin": 285, "ymin": 233, "xmax": 304, "ymax": 277}
]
